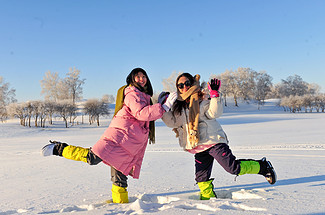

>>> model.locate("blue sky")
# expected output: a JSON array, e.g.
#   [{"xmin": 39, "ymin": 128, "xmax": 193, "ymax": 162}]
[{"xmin": 1, "ymin": 0, "xmax": 324, "ymax": 102}]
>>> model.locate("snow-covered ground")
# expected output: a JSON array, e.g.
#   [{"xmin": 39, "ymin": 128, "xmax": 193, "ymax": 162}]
[{"xmin": 1, "ymin": 100, "xmax": 325, "ymax": 215}]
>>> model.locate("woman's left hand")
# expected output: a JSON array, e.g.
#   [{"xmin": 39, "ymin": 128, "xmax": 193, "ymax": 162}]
[
  {"xmin": 162, "ymin": 92, "xmax": 177, "ymax": 111},
  {"xmin": 158, "ymin": 92, "xmax": 170, "ymax": 104},
  {"xmin": 207, "ymin": 78, "xmax": 221, "ymax": 98}
]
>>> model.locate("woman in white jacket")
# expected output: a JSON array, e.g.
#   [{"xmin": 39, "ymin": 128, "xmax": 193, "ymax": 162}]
[{"xmin": 161, "ymin": 73, "xmax": 276, "ymax": 200}]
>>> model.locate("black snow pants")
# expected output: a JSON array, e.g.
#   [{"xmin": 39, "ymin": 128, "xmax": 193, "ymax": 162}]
[{"xmin": 194, "ymin": 143, "xmax": 241, "ymax": 182}]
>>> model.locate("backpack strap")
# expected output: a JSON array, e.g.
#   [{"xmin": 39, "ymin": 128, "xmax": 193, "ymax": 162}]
[{"xmin": 114, "ymin": 85, "xmax": 128, "ymax": 116}]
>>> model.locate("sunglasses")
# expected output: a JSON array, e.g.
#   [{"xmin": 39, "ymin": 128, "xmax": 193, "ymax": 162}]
[{"xmin": 177, "ymin": 80, "xmax": 191, "ymax": 89}]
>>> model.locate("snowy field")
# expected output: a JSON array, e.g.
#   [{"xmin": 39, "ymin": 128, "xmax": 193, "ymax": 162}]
[{"xmin": 1, "ymin": 100, "xmax": 325, "ymax": 215}]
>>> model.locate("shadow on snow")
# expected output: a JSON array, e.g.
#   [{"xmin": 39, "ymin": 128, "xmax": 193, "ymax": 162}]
[{"xmin": 154, "ymin": 174, "xmax": 325, "ymax": 198}]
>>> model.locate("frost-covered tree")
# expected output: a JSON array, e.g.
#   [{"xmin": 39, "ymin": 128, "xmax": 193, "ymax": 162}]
[
  {"xmin": 31, "ymin": 100, "xmax": 43, "ymax": 127},
  {"xmin": 279, "ymin": 93, "xmax": 325, "ymax": 113},
  {"xmin": 280, "ymin": 95, "xmax": 302, "ymax": 113},
  {"xmin": 301, "ymin": 95, "xmax": 313, "ymax": 113},
  {"xmin": 56, "ymin": 79, "xmax": 70, "ymax": 101},
  {"xmin": 44, "ymin": 101, "xmax": 56, "ymax": 125},
  {"xmin": 0, "ymin": 108, "xmax": 6, "ymax": 122},
  {"xmin": 102, "ymin": 94, "xmax": 115, "ymax": 104},
  {"xmin": 209, "ymin": 68, "xmax": 268, "ymax": 107},
  {"xmin": 7, "ymin": 102, "xmax": 27, "ymax": 126},
  {"xmin": 162, "ymin": 71, "xmax": 182, "ymax": 92},
  {"xmin": 216, "ymin": 70, "xmax": 234, "ymax": 106},
  {"xmin": 40, "ymin": 68, "xmax": 85, "ymax": 104},
  {"xmin": 235, "ymin": 67, "xmax": 257, "ymax": 102},
  {"xmin": 0, "ymin": 77, "xmax": 16, "ymax": 105},
  {"xmin": 307, "ymin": 83, "xmax": 321, "ymax": 95},
  {"xmin": 293, "ymin": 96, "xmax": 303, "ymax": 113},
  {"xmin": 23, "ymin": 101, "xmax": 41, "ymax": 127},
  {"xmin": 0, "ymin": 77, "xmax": 16, "ymax": 121},
  {"xmin": 64, "ymin": 67, "xmax": 85, "ymax": 104},
  {"xmin": 219, "ymin": 69, "xmax": 241, "ymax": 106},
  {"xmin": 40, "ymin": 71, "xmax": 60, "ymax": 102},
  {"xmin": 276, "ymin": 75, "xmax": 308, "ymax": 98},
  {"xmin": 25, "ymin": 101, "xmax": 33, "ymax": 127},
  {"xmin": 319, "ymin": 94, "xmax": 325, "ymax": 112},
  {"xmin": 56, "ymin": 101, "xmax": 77, "ymax": 128},
  {"xmin": 313, "ymin": 94, "xmax": 323, "ymax": 112},
  {"xmin": 37, "ymin": 101, "xmax": 47, "ymax": 128},
  {"xmin": 221, "ymin": 68, "xmax": 257, "ymax": 106},
  {"xmin": 83, "ymin": 99, "xmax": 110, "ymax": 126},
  {"xmin": 254, "ymin": 71, "xmax": 273, "ymax": 107}
]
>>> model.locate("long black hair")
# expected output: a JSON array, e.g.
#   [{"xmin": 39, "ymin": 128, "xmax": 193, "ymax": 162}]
[
  {"xmin": 126, "ymin": 68, "xmax": 153, "ymax": 96},
  {"xmin": 172, "ymin": 73, "xmax": 195, "ymax": 115}
]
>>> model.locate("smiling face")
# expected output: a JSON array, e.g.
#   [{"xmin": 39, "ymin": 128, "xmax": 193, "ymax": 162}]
[
  {"xmin": 177, "ymin": 76, "xmax": 191, "ymax": 94},
  {"xmin": 134, "ymin": 72, "xmax": 147, "ymax": 88}
]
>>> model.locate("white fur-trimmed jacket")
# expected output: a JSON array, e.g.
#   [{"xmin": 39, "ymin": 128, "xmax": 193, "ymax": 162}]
[{"xmin": 162, "ymin": 97, "xmax": 228, "ymax": 150}]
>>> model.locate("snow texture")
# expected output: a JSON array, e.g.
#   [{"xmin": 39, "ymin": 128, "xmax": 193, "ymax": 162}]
[{"xmin": 1, "ymin": 100, "xmax": 325, "ymax": 214}]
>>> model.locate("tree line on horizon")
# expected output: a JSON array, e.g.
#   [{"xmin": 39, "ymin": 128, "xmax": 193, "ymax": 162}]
[
  {"xmin": 1, "ymin": 67, "xmax": 325, "ymax": 126},
  {"xmin": 0, "ymin": 68, "xmax": 112, "ymax": 126},
  {"xmin": 162, "ymin": 68, "xmax": 325, "ymax": 112}
]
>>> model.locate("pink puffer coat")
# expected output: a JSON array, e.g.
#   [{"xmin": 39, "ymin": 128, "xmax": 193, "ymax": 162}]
[{"xmin": 92, "ymin": 86, "xmax": 165, "ymax": 179}]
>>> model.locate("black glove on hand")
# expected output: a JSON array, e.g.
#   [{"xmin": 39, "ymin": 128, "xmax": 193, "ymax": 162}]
[
  {"xmin": 207, "ymin": 78, "xmax": 221, "ymax": 98},
  {"xmin": 209, "ymin": 78, "xmax": 221, "ymax": 91}
]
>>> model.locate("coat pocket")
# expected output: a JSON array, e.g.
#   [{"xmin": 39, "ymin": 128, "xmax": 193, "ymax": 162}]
[
  {"xmin": 198, "ymin": 121, "xmax": 208, "ymax": 142},
  {"xmin": 177, "ymin": 127, "xmax": 186, "ymax": 148}
]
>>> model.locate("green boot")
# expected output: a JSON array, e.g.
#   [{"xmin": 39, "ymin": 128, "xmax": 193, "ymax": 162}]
[
  {"xmin": 238, "ymin": 160, "xmax": 260, "ymax": 175},
  {"xmin": 197, "ymin": 179, "xmax": 216, "ymax": 200},
  {"xmin": 238, "ymin": 158, "xmax": 277, "ymax": 184}
]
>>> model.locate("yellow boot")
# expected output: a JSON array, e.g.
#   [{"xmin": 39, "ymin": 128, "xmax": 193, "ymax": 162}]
[{"xmin": 111, "ymin": 184, "xmax": 129, "ymax": 203}]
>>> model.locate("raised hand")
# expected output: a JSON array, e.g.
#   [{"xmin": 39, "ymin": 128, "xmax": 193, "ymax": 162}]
[{"xmin": 207, "ymin": 78, "xmax": 221, "ymax": 98}]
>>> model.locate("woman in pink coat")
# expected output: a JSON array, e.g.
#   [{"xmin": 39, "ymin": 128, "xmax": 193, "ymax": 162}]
[{"xmin": 41, "ymin": 68, "xmax": 177, "ymax": 203}]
